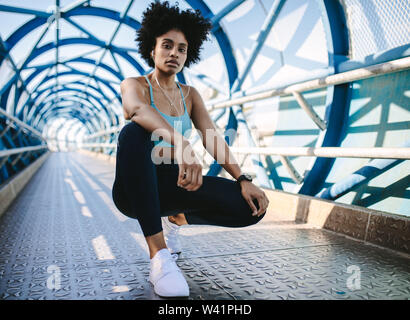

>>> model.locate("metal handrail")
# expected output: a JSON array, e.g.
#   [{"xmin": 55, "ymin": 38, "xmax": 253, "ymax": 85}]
[
  {"xmin": 207, "ymin": 56, "xmax": 410, "ymax": 111},
  {"xmin": 0, "ymin": 108, "xmax": 45, "ymax": 141},
  {"xmin": 80, "ymin": 143, "xmax": 410, "ymax": 160},
  {"xmin": 230, "ymin": 146, "xmax": 410, "ymax": 160},
  {"xmin": 81, "ymin": 143, "xmax": 116, "ymax": 148},
  {"xmin": 82, "ymin": 125, "xmax": 122, "ymax": 140},
  {"xmin": 0, "ymin": 145, "xmax": 48, "ymax": 158}
]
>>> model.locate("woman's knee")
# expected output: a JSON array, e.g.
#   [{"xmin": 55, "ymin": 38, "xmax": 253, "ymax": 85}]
[
  {"xmin": 112, "ymin": 179, "xmax": 130, "ymax": 215},
  {"xmin": 231, "ymin": 200, "xmax": 266, "ymax": 227},
  {"xmin": 118, "ymin": 122, "xmax": 151, "ymax": 147},
  {"xmin": 240, "ymin": 211, "xmax": 265, "ymax": 227},
  {"xmin": 233, "ymin": 196, "xmax": 265, "ymax": 227}
]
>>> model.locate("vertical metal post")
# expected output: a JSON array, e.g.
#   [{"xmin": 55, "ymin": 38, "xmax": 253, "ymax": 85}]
[{"xmin": 228, "ymin": 0, "xmax": 286, "ymax": 188}]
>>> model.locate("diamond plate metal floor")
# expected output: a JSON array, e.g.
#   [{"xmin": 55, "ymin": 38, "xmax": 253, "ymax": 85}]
[{"xmin": 0, "ymin": 152, "xmax": 409, "ymax": 300}]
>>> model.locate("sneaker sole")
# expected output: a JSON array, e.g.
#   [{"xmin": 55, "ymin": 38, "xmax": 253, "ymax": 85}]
[{"xmin": 149, "ymin": 279, "xmax": 189, "ymax": 298}]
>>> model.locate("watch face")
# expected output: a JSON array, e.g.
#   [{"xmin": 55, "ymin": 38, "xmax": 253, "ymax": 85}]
[{"xmin": 238, "ymin": 174, "xmax": 253, "ymax": 183}]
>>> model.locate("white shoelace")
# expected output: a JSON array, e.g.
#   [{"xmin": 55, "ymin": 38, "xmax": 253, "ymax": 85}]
[{"xmin": 151, "ymin": 252, "xmax": 180, "ymax": 282}]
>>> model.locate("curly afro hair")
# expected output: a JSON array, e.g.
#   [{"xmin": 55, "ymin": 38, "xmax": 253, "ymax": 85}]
[{"xmin": 136, "ymin": 1, "xmax": 212, "ymax": 69}]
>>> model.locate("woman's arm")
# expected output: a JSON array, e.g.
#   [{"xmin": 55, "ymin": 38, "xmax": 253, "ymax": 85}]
[
  {"xmin": 190, "ymin": 86, "xmax": 242, "ymax": 179},
  {"xmin": 190, "ymin": 86, "xmax": 269, "ymax": 216},
  {"xmin": 121, "ymin": 77, "xmax": 187, "ymax": 148}
]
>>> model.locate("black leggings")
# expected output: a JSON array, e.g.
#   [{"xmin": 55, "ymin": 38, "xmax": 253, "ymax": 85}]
[{"xmin": 112, "ymin": 122, "xmax": 265, "ymax": 237}]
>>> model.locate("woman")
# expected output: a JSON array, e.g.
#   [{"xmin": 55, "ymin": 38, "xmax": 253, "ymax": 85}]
[{"xmin": 112, "ymin": 1, "xmax": 269, "ymax": 298}]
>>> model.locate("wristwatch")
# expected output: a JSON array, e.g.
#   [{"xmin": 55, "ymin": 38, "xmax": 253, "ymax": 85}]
[{"xmin": 237, "ymin": 173, "xmax": 253, "ymax": 184}]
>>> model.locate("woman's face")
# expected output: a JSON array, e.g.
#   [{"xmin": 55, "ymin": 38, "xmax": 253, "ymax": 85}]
[{"xmin": 152, "ymin": 29, "xmax": 188, "ymax": 74}]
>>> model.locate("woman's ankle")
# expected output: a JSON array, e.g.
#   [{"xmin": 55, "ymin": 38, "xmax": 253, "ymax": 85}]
[
  {"xmin": 168, "ymin": 213, "xmax": 188, "ymax": 226},
  {"xmin": 145, "ymin": 231, "xmax": 168, "ymax": 259}
]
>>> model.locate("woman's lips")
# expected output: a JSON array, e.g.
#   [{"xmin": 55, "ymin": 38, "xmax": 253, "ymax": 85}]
[{"xmin": 166, "ymin": 60, "xmax": 179, "ymax": 67}]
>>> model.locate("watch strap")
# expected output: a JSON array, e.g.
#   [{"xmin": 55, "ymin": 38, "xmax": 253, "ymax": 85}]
[{"xmin": 237, "ymin": 174, "xmax": 252, "ymax": 183}]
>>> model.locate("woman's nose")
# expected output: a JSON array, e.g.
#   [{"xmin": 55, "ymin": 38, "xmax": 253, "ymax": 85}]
[{"xmin": 170, "ymin": 48, "xmax": 178, "ymax": 57}]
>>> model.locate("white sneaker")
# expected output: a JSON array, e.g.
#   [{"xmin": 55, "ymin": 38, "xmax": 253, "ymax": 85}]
[
  {"xmin": 162, "ymin": 216, "xmax": 182, "ymax": 255},
  {"xmin": 149, "ymin": 248, "xmax": 189, "ymax": 297}
]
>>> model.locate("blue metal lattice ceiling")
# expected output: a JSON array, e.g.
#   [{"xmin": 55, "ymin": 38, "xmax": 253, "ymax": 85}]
[{"xmin": 0, "ymin": 0, "xmax": 330, "ymax": 146}]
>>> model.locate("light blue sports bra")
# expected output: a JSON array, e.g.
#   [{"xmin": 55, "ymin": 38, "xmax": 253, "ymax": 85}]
[{"xmin": 144, "ymin": 75, "xmax": 192, "ymax": 148}]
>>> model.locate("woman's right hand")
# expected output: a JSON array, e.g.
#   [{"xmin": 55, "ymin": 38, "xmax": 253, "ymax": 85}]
[{"xmin": 175, "ymin": 140, "xmax": 203, "ymax": 191}]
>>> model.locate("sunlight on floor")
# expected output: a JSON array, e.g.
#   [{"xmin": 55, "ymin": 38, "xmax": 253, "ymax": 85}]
[{"xmin": 92, "ymin": 235, "xmax": 116, "ymax": 260}]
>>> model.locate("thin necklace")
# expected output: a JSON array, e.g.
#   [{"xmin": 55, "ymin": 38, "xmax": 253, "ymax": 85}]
[{"xmin": 154, "ymin": 75, "xmax": 181, "ymax": 116}]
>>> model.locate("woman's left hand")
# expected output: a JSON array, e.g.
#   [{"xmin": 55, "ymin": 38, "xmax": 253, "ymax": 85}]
[{"xmin": 239, "ymin": 181, "xmax": 269, "ymax": 217}]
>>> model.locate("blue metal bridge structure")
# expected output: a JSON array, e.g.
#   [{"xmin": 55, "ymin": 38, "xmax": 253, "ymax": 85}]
[{"xmin": 0, "ymin": 0, "xmax": 409, "ymax": 300}]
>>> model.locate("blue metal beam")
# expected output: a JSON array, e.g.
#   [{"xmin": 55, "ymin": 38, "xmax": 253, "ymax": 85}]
[
  {"xmin": 33, "ymin": 88, "xmax": 108, "ymax": 120},
  {"xmin": 320, "ymin": 158, "xmax": 406, "ymax": 200},
  {"xmin": 14, "ymin": 54, "xmax": 123, "ymax": 101},
  {"xmin": 337, "ymin": 44, "xmax": 410, "ymax": 73},
  {"xmin": 34, "ymin": 92, "xmax": 113, "ymax": 127},
  {"xmin": 15, "ymin": 67, "xmax": 94, "ymax": 121},
  {"xmin": 22, "ymin": 56, "xmax": 123, "ymax": 97},
  {"xmin": 13, "ymin": 67, "xmax": 121, "ymax": 122},
  {"xmin": 211, "ymin": 0, "xmax": 247, "ymax": 25},
  {"xmin": 299, "ymin": 0, "xmax": 350, "ymax": 196},
  {"xmin": 54, "ymin": 1, "xmax": 61, "ymax": 123},
  {"xmin": 186, "ymin": 0, "xmax": 240, "ymax": 178},
  {"xmin": 218, "ymin": 0, "xmax": 286, "ymax": 188},
  {"xmin": 63, "ymin": 6, "xmax": 140, "ymax": 30},
  {"xmin": 31, "ymin": 89, "xmax": 112, "ymax": 127},
  {"xmin": 231, "ymin": 0, "xmax": 286, "ymax": 92},
  {"xmin": 35, "ymin": 97, "xmax": 101, "ymax": 124},
  {"xmin": 186, "ymin": 0, "xmax": 238, "ymax": 88},
  {"xmin": 13, "ymin": 21, "xmax": 54, "ymax": 97},
  {"xmin": 78, "ymin": 0, "xmax": 135, "ymax": 96},
  {"xmin": 31, "ymin": 80, "xmax": 113, "ymax": 111},
  {"xmin": 0, "ymin": 36, "xmax": 36, "ymax": 116},
  {"xmin": 40, "ymin": 104, "xmax": 99, "ymax": 129},
  {"xmin": 0, "ymin": 4, "xmax": 50, "ymax": 18},
  {"xmin": 19, "ymin": 70, "xmax": 120, "ymax": 126},
  {"xmin": 41, "ymin": 108, "xmax": 97, "ymax": 133},
  {"xmin": 2, "ymin": 7, "xmax": 142, "ymax": 72}
]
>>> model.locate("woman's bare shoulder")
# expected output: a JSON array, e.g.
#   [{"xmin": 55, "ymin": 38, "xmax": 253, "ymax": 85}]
[
  {"xmin": 177, "ymin": 82, "xmax": 193, "ymax": 91},
  {"xmin": 178, "ymin": 82, "xmax": 198, "ymax": 100},
  {"xmin": 121, "ymin": 76, "xmax": 148, "ymax": 90},
  {"xmin": 120, "ymin": 77, "xmax": 150, "ymax": 120}
]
